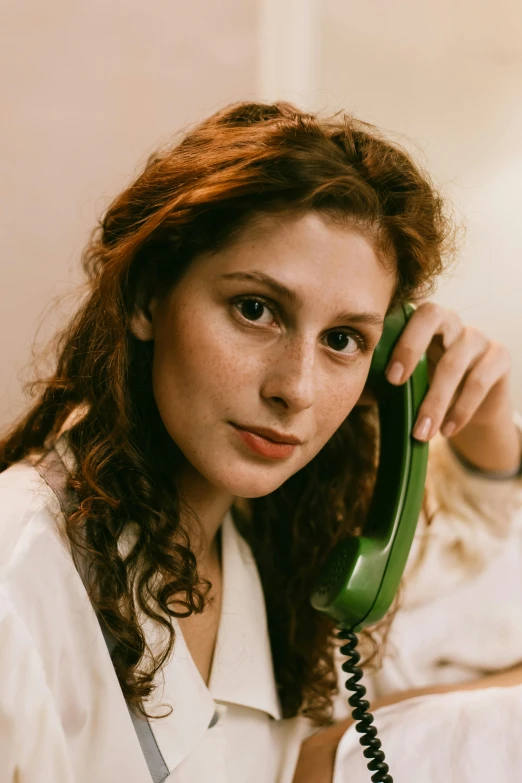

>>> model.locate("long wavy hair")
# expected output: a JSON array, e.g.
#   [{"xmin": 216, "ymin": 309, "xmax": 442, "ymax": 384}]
[{"xmin": 0, "ymin": 101, "xmax": 455, "ymax": 726}]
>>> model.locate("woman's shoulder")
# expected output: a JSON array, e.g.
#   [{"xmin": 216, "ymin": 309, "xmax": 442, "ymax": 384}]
[
  {"xmin": 0, "ymin": 453, "xmax": 101, "ymax": 678},
  {"xmin": 0, "ymin": 454, "xmax": 71, "ymax": 576}
]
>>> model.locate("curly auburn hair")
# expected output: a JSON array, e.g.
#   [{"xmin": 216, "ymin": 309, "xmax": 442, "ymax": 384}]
[{"xmin": 0, "ymin": 101, "xmax": 455, "ymax": 726}]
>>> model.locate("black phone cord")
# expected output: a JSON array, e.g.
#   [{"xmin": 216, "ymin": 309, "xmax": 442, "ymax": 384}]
[{"xmin": 337, "ymin": 628, "xmax": 393, "ymax": 783}]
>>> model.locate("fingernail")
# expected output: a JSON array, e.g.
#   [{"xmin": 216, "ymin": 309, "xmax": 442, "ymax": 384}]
[
  {"xmin": 414, "ymin": 416, "xmax": 432, "ymax": 440},
  {"xmin": 441, "ymin": 420, "xmax": 456, "ymax": 437},
  {"xmin": 387, "ymin": 361, "xmax": 404, "ymax": 385}
]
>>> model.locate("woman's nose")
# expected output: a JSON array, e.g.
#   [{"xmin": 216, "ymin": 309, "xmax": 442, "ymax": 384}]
[{"xmin": 259, "ymin": 337, "xmax": 317, "ymax": 412}]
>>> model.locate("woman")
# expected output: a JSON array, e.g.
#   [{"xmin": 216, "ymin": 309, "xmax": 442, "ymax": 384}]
[{"xmin": 0, "ymin": 101, "xmax": 520, "ymax": 783}]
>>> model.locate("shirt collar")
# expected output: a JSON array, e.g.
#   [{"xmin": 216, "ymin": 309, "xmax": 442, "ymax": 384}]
[
  {"xmin": 207, "ymin": 509, "xmax": 282, "ymax": 720},
  {"xmin": 52, "ymin": 432, "xmax": 282, "ymax": 771},
  {"xmin": 143, "ymin": 509, "xmax": 283, "ymax": 770}
]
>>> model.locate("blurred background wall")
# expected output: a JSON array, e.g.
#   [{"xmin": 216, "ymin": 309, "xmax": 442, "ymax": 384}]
[
  {"xmin": 1, "ymin": 0, "xmax": 522, "ymax": 427},
  {"xmin": 0, "ymin": 0, "xmax": 258, "ymax": 427},
  {"xmin": 259, "ymin": 0, "xmax": 522, "ymax": 402}
]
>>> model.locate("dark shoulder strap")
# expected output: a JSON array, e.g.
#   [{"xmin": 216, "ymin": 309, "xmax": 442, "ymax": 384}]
[{"xmin": 34, "ymin": 448, "xmax": 170, "ymax": 783}]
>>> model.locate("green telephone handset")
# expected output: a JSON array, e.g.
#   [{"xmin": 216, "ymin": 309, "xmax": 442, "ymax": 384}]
[
  {"xmin": 310, "ymin": 302, "xmax": 429, "ymax": 783},
  {"xmin": 311, "ymin": 301, "xmax": 429, "ymax": 630}
]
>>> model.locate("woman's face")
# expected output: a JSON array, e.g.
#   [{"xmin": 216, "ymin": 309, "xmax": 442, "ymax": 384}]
[{"xmin": 139, "ymin": 211, "xmax": 396, "ymax": 504}]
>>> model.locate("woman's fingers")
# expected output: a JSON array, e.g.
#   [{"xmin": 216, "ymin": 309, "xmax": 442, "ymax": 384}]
[
  {"xmin": 381, "ymin": 301, "xmax": 513, "ymax": 442},
  {"xmin": 411, "ymin": 327, "xmax": 489, "ymax": 440},
  {"xmin": 385, "ymin": 302, "xmax": 463, "ymax": 386},
  {"xmin": 382, "ymin": 301, "xmax": 512, "ymax": 441},
  {"xmin": 377, "ymin": 300, "xmax": 516, "ymax": 470},
  {"xmin": 441, "ymin": 342, "xmax": 512, "ymax": 434}
]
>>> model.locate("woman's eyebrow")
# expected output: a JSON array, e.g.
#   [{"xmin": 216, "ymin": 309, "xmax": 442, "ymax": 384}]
[{"xmin": 217, "ymin": 270, "xmax": 384, "ymax": 327}]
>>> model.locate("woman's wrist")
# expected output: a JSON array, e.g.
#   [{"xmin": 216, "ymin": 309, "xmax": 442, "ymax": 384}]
[
  {"xmin": 371, "ymin": 661, "xmax": 522, "ymax": 713},
  {"xmin": 447, "ymin": 408, "xmax": 521, "ymax": 476}
]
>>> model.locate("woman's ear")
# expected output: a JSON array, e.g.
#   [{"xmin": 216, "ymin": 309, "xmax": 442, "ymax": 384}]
[{"xmin": 129, "ymin": 293, "xmax": 160, "ymax": 342}]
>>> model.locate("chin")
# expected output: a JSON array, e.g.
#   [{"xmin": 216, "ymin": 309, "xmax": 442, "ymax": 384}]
[
  {"xmin": 218, "ymin": 469, "xmax": 295, "ymax": 500},
  {"xmin": 183, "ymin": 442, "xmax": 305, "ymax": 500}
]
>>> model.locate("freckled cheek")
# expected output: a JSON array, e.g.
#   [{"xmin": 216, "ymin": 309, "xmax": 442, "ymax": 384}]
[
  {"xmin": 314, "ymin": 378, "xmax": 367, "ymax": 447},
  {"xmin": 152, "ymin": 314, "xmax": 245, "ymax": 412}
]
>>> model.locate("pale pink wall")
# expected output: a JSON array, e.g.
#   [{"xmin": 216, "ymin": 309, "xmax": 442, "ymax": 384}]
[
  {"xmin": 0, "ymin": 1, "xmax": 257, "ymax": 428},
  {"xmin": 314, "ymin": 0, "xmax": 522, "ymax": 403},
  {"xmin": 257, "ymin": 0, "xmax": 522, "ymax": 402}
]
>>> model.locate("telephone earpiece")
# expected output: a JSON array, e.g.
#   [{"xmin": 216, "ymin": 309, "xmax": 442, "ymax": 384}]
[{"xmin": 311, "ymin": 302, "xmax": 429, "ymax": 631}]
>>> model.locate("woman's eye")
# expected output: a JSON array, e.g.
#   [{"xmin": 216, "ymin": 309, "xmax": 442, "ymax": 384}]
[
  {"xmin": 232, "ymin": 296, "xmax": 365, "ymax": 356},
  {"xmin": 233, "ymin": 297, "xmax": 277, "ymax": 326},
  {"xmin": 325, "ymin": 331, "xmax": 362, "ymax": 356}
]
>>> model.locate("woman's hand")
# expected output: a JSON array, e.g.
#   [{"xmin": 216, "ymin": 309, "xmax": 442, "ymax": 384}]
[
  {"xmin": 384, "ymin": 301, "xmax": 520, "ymax": 473},
  {"xmin": 291, "ymin": 718, "xmax": 353, "ymax": 783},
  {"xmin": 291, "ymin": 660, "xmax": 522, "ymax": 783},
  {"xmin": 291, "ymin": 735, "xmax": 335, "ymax": 783}
]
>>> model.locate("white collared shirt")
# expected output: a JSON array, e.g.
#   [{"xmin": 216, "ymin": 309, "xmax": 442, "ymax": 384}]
[
  {"xmin": 1, "ymin": 427, "xmax": 522, "ymax": 783},
  {"xmin": 0, "ymin": 434, "xmax": 311, "ymax": 783}
]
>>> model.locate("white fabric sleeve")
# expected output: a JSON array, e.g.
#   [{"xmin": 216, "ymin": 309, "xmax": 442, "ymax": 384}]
[
  {"xmin": 401, "ymin": 414, "xmax": 522, "ymax": 609},
  {"xmin": 332, "ymin": 683, "xmax": 522, "ymax": 783},
  {"xmin": 0, "ymin": 584, "xmax": 76, "ymax": 783}
]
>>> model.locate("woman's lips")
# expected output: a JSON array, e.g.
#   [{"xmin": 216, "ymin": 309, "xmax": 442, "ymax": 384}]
[{"xmin": 230, "ymin": 424, "xmax": 297, "ymax": 459}]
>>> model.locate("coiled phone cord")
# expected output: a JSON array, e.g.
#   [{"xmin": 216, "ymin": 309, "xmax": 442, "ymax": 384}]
[{"xmin": 337, "ymin": 628, "xmax": 393, "ymax": 783}]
